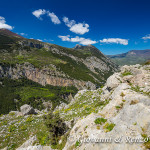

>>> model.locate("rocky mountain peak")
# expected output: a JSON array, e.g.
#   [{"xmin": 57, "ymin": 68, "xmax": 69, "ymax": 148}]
[{"xmin": 73, "ymin": 44, "xmax": 95, "ymax": 50}]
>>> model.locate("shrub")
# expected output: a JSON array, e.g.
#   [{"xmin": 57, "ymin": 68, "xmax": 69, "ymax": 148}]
[
  {"xmin": 120, "ymin": 92, "xmax": 125, "ymax": 97},
  {"xmin": 122, "ymin": 71, "xmax": 132, "ymax": 76},
  {"xmin": 103, "ymin": 123, "xmax": 115, "ymax": 132},
  {"xmin": 9, "ymin": 112, "xmax": 15, "ymax": 116},
  {"xmin": 75, "ymin": 140, "xmax": 81, "ymax": 147},
  {"xmin": 130, "ymin": 100, "xmax": 139, "ymax": 105},
  {"xmin": 43, "ymin": 112, "xmax": 68, "ymax": 145},
  {"xmin": 26, "ymin": 116, "xmax": 34, "ymax": 122},
  {"xmin": 94, "ymin": 117, "xmax": 107, "ymax": 125},
  {"xmin": 115, "ymin": 106, "xmax": 121, "ymax": 109},
  {"xmin": 141, "ymin": 134, "xmax": 150, "ymax": 149}
]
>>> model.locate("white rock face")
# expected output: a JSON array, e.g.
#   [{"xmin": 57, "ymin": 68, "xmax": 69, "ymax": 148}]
[
  {"xmin": 63, "ymin": 64, "xmax": 150, "ymax": 150},
  {"xmin": 20, "ymin": 104, "xmax": 36, "ymax": 116},
  {"xmin": 16, "ymin": 136, "xmax": 53, "ymax": 150},
  {"xmin": 106, "ymin": 73, "xmax": 122, "ymax": 90}
]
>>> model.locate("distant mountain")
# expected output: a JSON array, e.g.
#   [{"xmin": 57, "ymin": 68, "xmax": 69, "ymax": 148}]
[{"xmin": 107, "ymin": 49, "xmax": 150, "ymax": 66}]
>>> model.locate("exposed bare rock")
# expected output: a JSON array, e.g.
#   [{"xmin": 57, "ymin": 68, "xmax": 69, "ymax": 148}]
[
  {"xmin": 63, "ymin": 64, "xmax": 150, "ymax": 150},
  {"xmin": 0, "ymin": 63, "xmax": 97, "ymax": 90},
  {"xmin": 20, "ymin": 104, "xmax": 36, "ymax": 116}
]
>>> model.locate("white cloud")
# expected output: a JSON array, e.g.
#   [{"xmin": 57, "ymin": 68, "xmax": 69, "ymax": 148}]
[
  {"xmin": 63, "ymin": 17, "xmax": 89, "ymax": 35},
  {"xmin": 32, "ymin": 9, "xmax": 61, "ymax": 24},
  {"xmin": 37, "ymin": 39, "xmax": 43, "ymax": 41},
  {"xmin": 70, "ymin": 23, "xmax": 89, "ymax": 35},
  {"xmin": 20, "ymin": 33, "xmax": 28, "ymax": 36},
  {"xmin": 0, "ymin": 16, "xmax": 13, "ymax": 30},
  {"xmin": 80, "ymin": 38, "xmax": 97, "ymax": 45},
  {"xmin": 142, "ymin": 34, "xmax": 150, "ymax": 40},
  {"xmin": 58, "ymin": 35, "xmax": 97, "ymax": 45},
  {"xmin": 63, "ymin": 17, "xmax": 75, "ymax": 27},
  {"xmin": 100, "ymin": 38, "xmax": 128, "ymax": 45},
  {"xmin": 47, "ymin": 11, "xmax": 61, "ymax": 24},
  {"xmin": 58, "ymin": 35, "xmax": 71, "ymax": 41},
  {"xmin": 32, "ymin": 9, "xmax": 46, "ymax": 19}
]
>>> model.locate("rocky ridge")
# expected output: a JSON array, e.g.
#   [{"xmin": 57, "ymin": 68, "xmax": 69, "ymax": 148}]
[{"xmin": 63, "ymin": 64, "xmax": 150, "ymax": 150}]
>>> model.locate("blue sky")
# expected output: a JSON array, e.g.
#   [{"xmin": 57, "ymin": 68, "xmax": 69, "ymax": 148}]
[{"xmin": 0, "ymin": 0, "xmax": 150, "ymax": 55}]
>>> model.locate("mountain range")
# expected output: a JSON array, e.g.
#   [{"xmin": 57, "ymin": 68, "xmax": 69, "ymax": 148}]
[{"xmin": 108, "ymin": 49, "xmax": 150, "ymax": 66}]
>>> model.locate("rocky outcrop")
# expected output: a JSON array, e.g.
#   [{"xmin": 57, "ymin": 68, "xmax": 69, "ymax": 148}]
[
  {"xmin": 16, "ymin": 136, "xmax": 54, "ymax": 150},
  {"xmin": 0, "ymin": 63, "xmax": 96, "ymax": 90},
  {"xmin": 63, "ymin": 64, "xmax": 150, "ymax": 150},
  {"xmin": 20, "ymin": 104, "xmax": 36, "ymax": 116}
]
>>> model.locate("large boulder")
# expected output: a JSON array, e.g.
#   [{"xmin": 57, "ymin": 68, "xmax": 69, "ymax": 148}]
[
  {"xmin": 106, "ymin": 73, "xmax": 122, "ymax": 90},
  {"xmin": 20, "ymin": 104, "xmax": 36, "ymax": 116}
]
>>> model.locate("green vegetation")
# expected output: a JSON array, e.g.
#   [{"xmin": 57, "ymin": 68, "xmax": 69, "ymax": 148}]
[
  {"xmin": 141, "ymin": 134, "xmax": 150, "ymax": 149},
  {"xmin": 57, "ymin": 89, "xmax": 111, "ymax": 121},
  {"xmin": 120, "ymin": 92, "xmax": 125, "ymax": 97},
  {"xmin": 121, "ymin": 71, "xmax": 132, "ymax": 76},
  {"xmin": 109, "ymin": 55, "xmax": 149, "ymax": 66},
  {"xmin": 75, "ymin": 140, "xmax": 81, "ymax": 147},
  {"xmin": 94, "ymin": 117, "xmax": 107, "ymax": 125},
  {"xmin": 131, "ymin": 85, "xmax": 150, "ymax": 97},
  {"xmin": 43, "ymin": 112, "xmax": 68, "ymax": 146},
  {"xmin": 0, "ymin": 77, "xmax": 78, "ymax": 114},
  {"xmin": 0, "ymin": 115, "xmax": 51, "ymax": 150},
  {"xmin": 103, "ymin": 123, "xmax": 115, "ymax": 132},
  {"xmin": 115, "ymin": 103, "xmax": 124, "ymax": 111}
]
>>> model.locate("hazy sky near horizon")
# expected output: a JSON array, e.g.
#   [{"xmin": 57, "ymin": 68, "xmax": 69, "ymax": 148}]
[{"xmin": 0, "ymin": 0, "xmax": 150, "ymax": 54}]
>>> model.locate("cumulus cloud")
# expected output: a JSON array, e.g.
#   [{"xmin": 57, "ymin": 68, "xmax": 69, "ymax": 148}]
[
  {"xmin": 58, "ymin": 35, "xmax": 97, "ymax": 45},
  {"xmin": 0, "ymin": 16, "xmax": 13, "ymax": 30},
  {"xmin": 142, "ymin": 34, "xmax": 150, "ymax": 40},
  {"xmin": 63, "ymin": 17, "xmax": 76, "ymax": 27},
  {"xmin": 63, "ymin": 16, "xmax": 89, "ymax": 35},
  {"xmin": 47, "ymin": 11, "xmax": 61, "ymax": 24},
  {"xmin": 70, "ymin": 23, "xmax": 89, "ymax": 35},
  {"xmin": 100, "ymin": 38, "xmax": 128, "ymax": 45},
  {"xmin": 32, "ymin": 9, "xmax": 46, "ymax": 19},
  {"xmin": 32, "ymin": 9, "xmax": 61, "ymax": 24}
]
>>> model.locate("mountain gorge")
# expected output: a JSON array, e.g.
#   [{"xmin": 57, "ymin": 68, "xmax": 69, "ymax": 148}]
[{"xmin": 0, "ymin": 29, "xmax": 118, "ymax": 114}]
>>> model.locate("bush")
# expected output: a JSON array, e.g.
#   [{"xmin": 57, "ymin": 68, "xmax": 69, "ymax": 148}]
[
  {"xmin": 122, "ymin": 71, "xmax": 132, "ymax": 76},
  {"xmin": 94, "ymin": 117, "xmax": 107, "ymax": 125},
  {"xmin": 43, "ymin": 112, "xmax": 68, "ymax": 145},
  {"xmin": 103, "ymin": 123, "xmax": 115, "ymax": 132}
]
